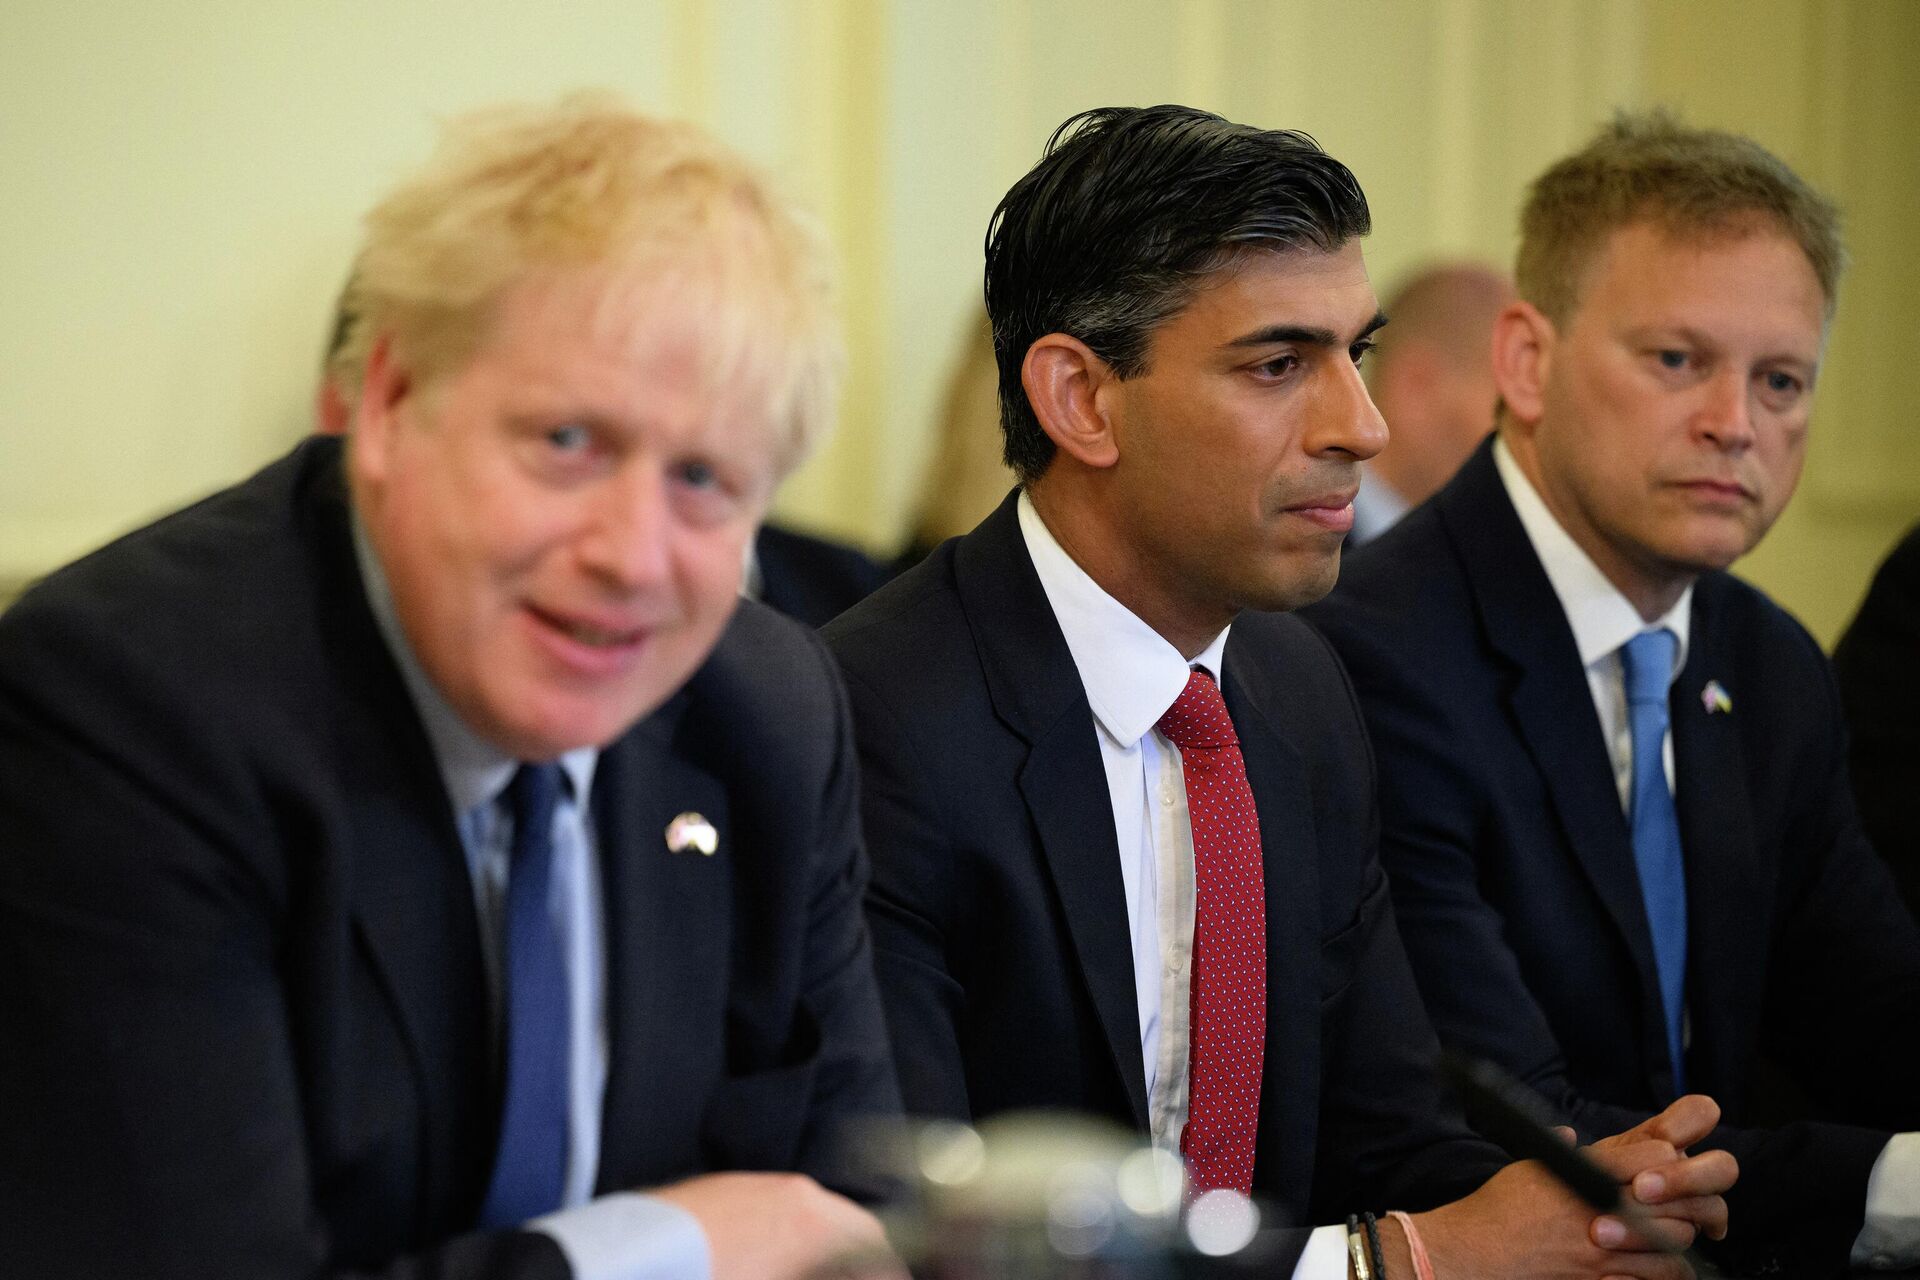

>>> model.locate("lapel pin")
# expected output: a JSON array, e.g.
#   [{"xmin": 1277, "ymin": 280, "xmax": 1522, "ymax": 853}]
[
  {"xmin": 665, "ymin": 812, "xmax": 718, "ymax": 856},
  {"xmin": 1700, "ymin": 680, "xmax": 1733, "ymax": 715}
]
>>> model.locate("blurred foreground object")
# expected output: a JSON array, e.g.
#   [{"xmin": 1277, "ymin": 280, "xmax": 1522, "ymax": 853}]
[{"xmin": 855, "ymin": 1112, "xmax": 1296, "ymax": 1279}]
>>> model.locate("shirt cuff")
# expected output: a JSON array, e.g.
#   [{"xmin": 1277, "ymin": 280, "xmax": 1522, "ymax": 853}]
[
  {"xmin": 1853, "ymin": 1132, "xmax": 1920, "ymax": 1270},
  {"xmin": 1294, "ymin": 1223, "xmax": 1351, "ymax": 1279},
  {"xmin": 532, "ymin": 1193, "xmax": 711, "ymax": 1280}
]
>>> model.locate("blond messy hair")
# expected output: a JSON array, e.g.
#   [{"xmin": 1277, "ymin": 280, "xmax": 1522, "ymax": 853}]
[
  {"xmin": 1517, "ymin": 110, "xmax": 1844, "ymax": 325},
  {"xmin": 331, "ymin": 93, "xmax": 840, "ymax": 471}
]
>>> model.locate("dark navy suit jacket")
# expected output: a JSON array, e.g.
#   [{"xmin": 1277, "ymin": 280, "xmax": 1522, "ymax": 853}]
[
  {"xmin": 1306, "ymin": 440, "xmax": 1920, "ymax": 1276},
  {"xmin": 824, "ymin": 493, "xmax": 1504, "ymax": 1271},
  {"xmin": 0, "ymin": 438, "xmax": 898, "ymax": 1279},
  {"xmin": 1835, "ymin": 520, "xmax": 1920, "ymax": 921}
]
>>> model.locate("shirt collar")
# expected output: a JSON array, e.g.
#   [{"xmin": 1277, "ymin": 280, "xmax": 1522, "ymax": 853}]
[
  {"xmin": 351, "ymin": 515, "xmax": 597, "ymax": 815},
  {"xmin": 1493, "ymin": 436, "xmax": 1691, "ymax": 682},
  {"xmin": 1017, "ymin": 491, "xmax": 1231, "ymax": 748}
]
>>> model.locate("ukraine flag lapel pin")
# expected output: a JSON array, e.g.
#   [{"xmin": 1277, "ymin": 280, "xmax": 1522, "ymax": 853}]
[{"xmin": 1700, "ymin": 680, "xmax": 1733, "ymax": 715}]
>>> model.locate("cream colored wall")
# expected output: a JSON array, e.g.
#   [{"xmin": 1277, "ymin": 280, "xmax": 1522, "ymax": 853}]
[{"xmin": 4, "ymin": 0, "xmax": 1915, "ymax": 642}]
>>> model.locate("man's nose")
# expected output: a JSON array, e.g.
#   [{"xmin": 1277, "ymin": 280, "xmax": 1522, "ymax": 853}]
[
  {"xmin": 575, "ymin": 465, "xmax": 673, "ymax": 590},
  {"xmin": 1695, "ymin": 368, "xmax": 1758, "ymax": 454},
  {"xmin": 1310, "ymin": 356, "xmax": 1388, "ymax": 462}
]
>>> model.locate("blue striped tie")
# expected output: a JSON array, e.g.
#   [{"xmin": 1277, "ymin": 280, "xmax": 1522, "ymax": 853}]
[
  {"xmin": 1622, "ymin": 628, "xmax": 1688, "ymax": 1096},
  {"xmin": 478, "ymin": 763, "xmax": 571, "ymax": 1226}
]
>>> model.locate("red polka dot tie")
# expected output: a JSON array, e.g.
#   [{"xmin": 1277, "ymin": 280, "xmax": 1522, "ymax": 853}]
[{"xmin": 1156, "ymin": 667, "xmax": 1266, "ymax": 1196}]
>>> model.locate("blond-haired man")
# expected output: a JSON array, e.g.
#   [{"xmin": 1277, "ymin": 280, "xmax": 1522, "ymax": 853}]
[
  {"xmin": 0, "ymin": 97, "xmax": 897, "ymax": 1280},
  {"xmin": 1310, "ymin": 112, "xmax": 1920, "ymax": 1275}
]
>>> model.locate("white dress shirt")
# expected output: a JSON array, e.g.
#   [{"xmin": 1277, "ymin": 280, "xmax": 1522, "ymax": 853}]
[
  {"xmin": 357, "ymin": 524, "xmax": 709, "ymax": 1280},
  {"xmin": 1018, "ymin": 494, "xmax": 1349, "ymax": 1280},
  {"xmin": 1493, "ymin": 438, "xmax": 1920, "ymax": 1270}
]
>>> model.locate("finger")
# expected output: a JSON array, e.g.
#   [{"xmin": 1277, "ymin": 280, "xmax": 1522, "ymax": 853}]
[
  {"xmin": 1638, "ymin": 1093, "xmax": 1722, "ymax": 1150},
  {"xmin": 1632, "ymin": 1149, "xmax": 1739, "ymax": 1203},
  {"xmin": 1591, "ymin": 1211, "xmax": 1698, "ymax": 1254},
  {"xmin": 1552, "ymin": 1124, "xmax": 1579, "ymax": 1146},
  {"xmin": 1585, "ymin": 1137, "xmax": 1681, "ymax": 1180},
  {"xmin": 1635, "ymin": 1196, "xmax": 1729, "ymax": 1242},
  {"xmin": 1597, "ymin": 1262, "xmax": 1694, "ymax": 1280}
]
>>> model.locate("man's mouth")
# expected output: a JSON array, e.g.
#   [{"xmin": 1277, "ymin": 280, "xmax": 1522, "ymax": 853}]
[
  {"xmin": 1672, "ymin": 478, "xmax": 1753, "ymax": 504},
  {"xmin": 527, "ymin": 605, "xmax": 647, "ymax": 649},
  {"xmin": 1282, "ymin": 490, "xmax": 1359, "ymax": 531}
]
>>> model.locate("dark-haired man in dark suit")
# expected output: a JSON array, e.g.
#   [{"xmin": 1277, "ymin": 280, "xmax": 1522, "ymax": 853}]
[
  {"xmin": 1835, "ymin": 521, "xmax": 1920, "ymax": 920},
  {"xmin": 828, "ymin": 104, "xmax": 1734, "ymax": 1280},
  {"xmin": 0, "ymin": 97, "xmax": 896, "ymax": 1280},
  {"xmin": 1308, "ymin": 113, "xmax": 1920, "ymax": 1276}
]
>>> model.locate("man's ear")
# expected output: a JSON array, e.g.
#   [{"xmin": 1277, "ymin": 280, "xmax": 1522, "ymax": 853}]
[
  {"xmin": 1490, "ymin": 300, "xmax": 1554, "ymax": 427},
  {"xmin": 1022, "ymin": 333, "xmax": 1121, "ymax": 470},
  {"xmin": 347, "ymin": 335, "xmax": 411, "ymax": 487}
]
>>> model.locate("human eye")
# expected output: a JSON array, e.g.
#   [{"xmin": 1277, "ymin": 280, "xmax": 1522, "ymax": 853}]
[
  {"xmin": 667, "ymin": 454, "xmax": 756, "ymax": 528},
  {"xmin": 1349, "ymin": 338, "xmax": 1377, "ymax": 367},
  {"xmin": 672, "ymin": 458, "xmax": 718, "ymax": 491},
  {"xmin": 545, "ymin": 422, "xmax": 593, "ymax": 454},
  {"xmin": 1252, "ymin": 352, "xmax": 1300, "ymax": 381},
  {"xmin": 1655, "ymin": 349, "xmax": 1690, "ymax": 371},
  {"xmin": 1756, "ymin": 366, "xmax": 1808, "ymax": 411}
]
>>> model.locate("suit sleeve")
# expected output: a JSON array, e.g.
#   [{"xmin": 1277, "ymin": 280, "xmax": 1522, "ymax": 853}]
[
  {"xmin": 1301, "ymin": 630, "xmax": 1507, "ymax": 1218},
  {"xmin": 1754, "ymin": 629, "xmax": 1920, "ymax": 1128},
  {"xmin": 0, "ymin": 648, "xmax": 569, "ymax": 1280},
  {"xmin": 1834, "ymin": 524, "xmax": 1920, "ymax": 921},
  {"xmin": 833, "ymin": 661, "xmax": 974, "ymax": 1124},
  {"xmin": 1314, "ymin": 611, "xmax": 1891, "ymax": 1278}
]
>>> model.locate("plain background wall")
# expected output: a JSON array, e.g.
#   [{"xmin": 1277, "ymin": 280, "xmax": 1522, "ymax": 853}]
[{"xmin": 3, "ymin": 0, "xmax": 1916, "ymax": 644}]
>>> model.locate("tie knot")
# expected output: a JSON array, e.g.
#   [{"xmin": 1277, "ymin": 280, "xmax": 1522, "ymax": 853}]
[
  {"xmin": 1621, "ymin": 628, "xmax": 1677, "ymax": 708},
  {"xmin": 1156, "ymin": 667, "xmax": 1238, "ymax": 751}
]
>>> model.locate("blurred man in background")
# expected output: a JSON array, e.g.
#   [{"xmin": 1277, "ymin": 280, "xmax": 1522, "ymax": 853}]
[
  {"xmin": 1350, "ymin": 262, "xmax": 1511, "ymax": 544},
  {"xmin": 0, "ymin": 96, "xmax": 897, "ymax": 1280}
]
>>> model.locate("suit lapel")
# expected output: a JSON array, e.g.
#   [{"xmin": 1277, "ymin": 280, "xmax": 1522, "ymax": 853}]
[
  {"xmin": 957, "ymin": 495, "xmax": 1150, "ymax": 1129},
  {"xmin": 308, "ymin": 461, "xmax": 494, "ymax": 1223},
  {"xmin": 593, "ymin": 690, "xmax": 733, "ymax": 1192},
  {"xmin": 1439, "ymin": 447, "xmax": 1668, "ymax": 1041},
  {"xmin": 1669, "ymin": 585, "xmax": 1762, "ymax": 1099},
  {"xmin": 1220, "ymin": 642, "xmax": 1321, "ymax": 1196}
]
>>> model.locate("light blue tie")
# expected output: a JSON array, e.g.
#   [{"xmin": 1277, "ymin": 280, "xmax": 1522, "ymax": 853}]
[
  {"xmin": 1621, "ymin": 628, "xmax": 1688, "ymax": 1096},
  {"xmin": 478, "ymin": 763, "xmax": 571, "ymax": 1226}
]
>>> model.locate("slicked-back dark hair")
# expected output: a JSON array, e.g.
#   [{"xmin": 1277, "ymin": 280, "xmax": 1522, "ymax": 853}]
[{"xmin": 984, "ymin": 104, "xmax": 1372, "ymax": 482}]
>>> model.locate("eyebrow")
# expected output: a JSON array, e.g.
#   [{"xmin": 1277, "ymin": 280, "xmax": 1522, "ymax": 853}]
[{"xmin": 1227, "ymin": 311, "xmax": 1389, "ymax": 350}]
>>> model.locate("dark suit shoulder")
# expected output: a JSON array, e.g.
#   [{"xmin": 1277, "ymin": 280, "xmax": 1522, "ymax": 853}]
[
  {"xmin": 753, "ymin": 523, "xmax": 893, "ymax": 629},
  {"xmin": 700, "ymin": 595, "xmax": 845, "ymax": 711},
  {"xmin": 822, "ymin": 541, "xmax": 982, "ymax": 708},
  {"xmin": 1695, "ymin": 570, "xmax": 1826, "ymax": 671},
  {"xmin": 2, "ymin": 441, "xmax": 343, "ymax": 693},
  {"xmin": 1223, "ymin": 608, "xmax": 1371, "ymax": 755},
  {"xmin": 0, "ymin": 442, "xmax": 364, "ymax": 837},
  {"xmin": 1311, "ymin": 504, "xmax": 1469, "ymax": 634}
]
